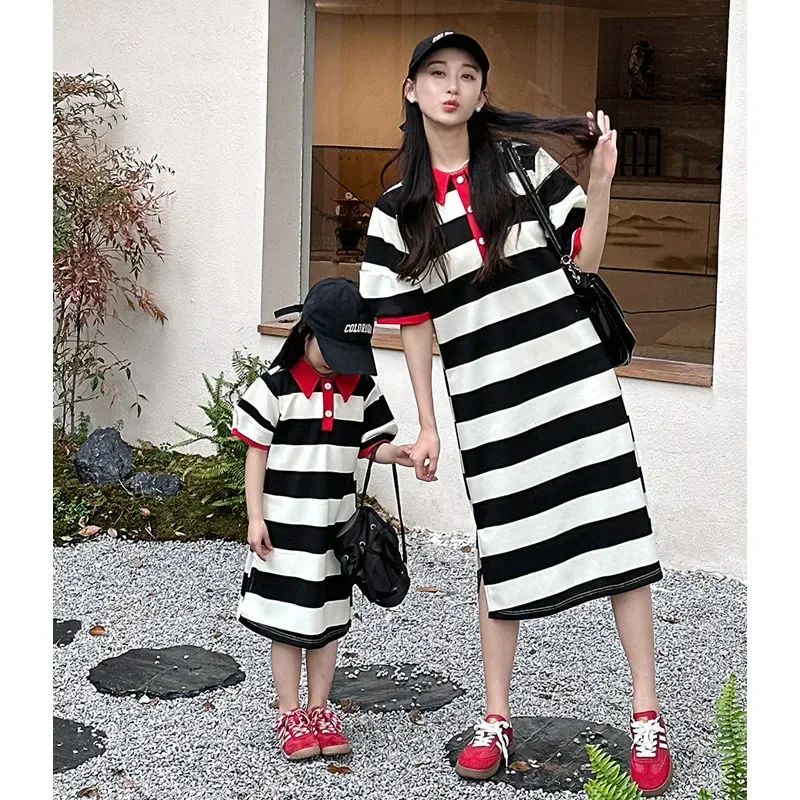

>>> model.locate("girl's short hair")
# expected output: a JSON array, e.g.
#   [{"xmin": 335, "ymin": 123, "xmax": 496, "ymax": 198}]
[{"xmin": 272, "ymin": 320, "xmax": 313, "ymax": 370}]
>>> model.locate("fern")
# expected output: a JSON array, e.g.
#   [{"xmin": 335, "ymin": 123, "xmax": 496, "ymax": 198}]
[
  {"xmin": 715, "ymin": 673, "xmax": 747, "ymax": 800},
  {"xmin": 584, "ymin": 745, "xmax": 644, "ymax": 800},
  {"xmin": 698, "ymin": 789, "xmax": 714, "ymax": 800}
]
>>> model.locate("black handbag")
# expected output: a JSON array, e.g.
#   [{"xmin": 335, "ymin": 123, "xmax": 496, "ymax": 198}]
[
  {"xmin": 334, "ymin": 450, "xmax": 410, "ymax": 608},
  {"xmin": 502, "ymin": 140, "xmax": 636, "ymax": 368}
]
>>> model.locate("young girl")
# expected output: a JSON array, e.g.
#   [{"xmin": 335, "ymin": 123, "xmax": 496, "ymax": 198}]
[
  {"xmin": 359, "ymin": 32, "xmax": 672, "ymax": 796},
  {"xmin": 231, "ymin": 277, "xmax": 413, "ymax": 761}
]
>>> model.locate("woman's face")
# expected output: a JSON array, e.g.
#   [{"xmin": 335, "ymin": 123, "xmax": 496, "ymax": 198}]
[{"xmin": 405, "ymin": 47, "xmax": 485, "ymax": 128}]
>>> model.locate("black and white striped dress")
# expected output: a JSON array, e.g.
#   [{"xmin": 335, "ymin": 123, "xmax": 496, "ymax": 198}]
[
  {"xmin": 231, "ymin": 358, "xmax": 398, "ymax": 647},
  {"xmin": 359, "ymin": 141, "xmax": 662, "ymax": 620}
]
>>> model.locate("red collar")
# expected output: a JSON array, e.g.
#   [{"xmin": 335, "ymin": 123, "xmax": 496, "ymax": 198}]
[
  {"xmin": 432, "ymin": 163, "xmax": 469, "ymax": 205},
  {"xmin": 289, "ymin": 358, "xmax": 360, "ymax": 402}
]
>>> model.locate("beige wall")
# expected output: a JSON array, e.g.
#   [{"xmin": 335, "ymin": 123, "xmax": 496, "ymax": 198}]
[{"xmin": 313, "ymin": 10, "xmax": 599, "ymax": 147}]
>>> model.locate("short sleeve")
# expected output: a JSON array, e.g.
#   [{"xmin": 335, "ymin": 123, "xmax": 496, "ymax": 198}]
[
  {"xmin": 519, "ymin": 144, "xmax": 586, "ymax": 260},
  {"xmin": 359, "ymin": 198, "xmax": 432, "ymax": 326},
  {"xmin": 231, "ymin": 373, "xmax": 280, "ymax": 450},
  {"xmin": 358, "ymin": 377, "xmax": 398, "ymax": 458}
]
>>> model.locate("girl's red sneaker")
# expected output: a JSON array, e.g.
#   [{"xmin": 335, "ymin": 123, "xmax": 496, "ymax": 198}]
[
  {"xmin": 455, "ymin": 714, "xmax": 515, "ymax": 780},
  {"xmin": 274, "ymin": 708, "xmax": 320, "ymax": 761},
  {"xmin": 629, "ymin": 710, "xmax": 673, "ymax": 796},
  {"xmin": 309, "ymin": 705, "xmax": 352, "ymax": 756}
]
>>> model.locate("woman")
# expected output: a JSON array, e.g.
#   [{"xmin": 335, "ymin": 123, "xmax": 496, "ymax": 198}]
[{"xmin": 359, "ymin": 32, "xmax": 672, "ymax": 797}]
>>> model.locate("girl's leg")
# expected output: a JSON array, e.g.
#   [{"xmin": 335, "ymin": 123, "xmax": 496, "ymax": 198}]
[
  {"xmin": 610, "ymin": 586, "xmax": 660, "ymax": 713},
  {"xmin": 479, "ymin": 578, "xmax": 520, "ymax": 719},
  {"xmin": 306, "ymin": 639, "xmax": 339, "ymax": 709},
  {"xmin": 271, "ymin": 641, "xmax": 303, "ymax": 712}
]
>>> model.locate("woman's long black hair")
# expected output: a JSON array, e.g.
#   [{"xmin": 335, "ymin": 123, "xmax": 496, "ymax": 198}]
[
  {"xmin": 381, "ymin": 96, "xmax": 600, "ymax": 283},
  {"xmin": 272, "ymin": 320, "xmax": 314, "ymax": 370}
]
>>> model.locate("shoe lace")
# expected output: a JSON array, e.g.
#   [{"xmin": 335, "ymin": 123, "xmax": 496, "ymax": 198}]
[
  {"xmin": 311, "ymin": 706, "xmax": 342, "ymax": 735},
  {"xmin": 631, "ymin": 717, "xmax": 666, "ymax": 758},
  {"xmin": 276, "ymin": 709, "xmax": 312, "ymax": 742},
  {"xmin": 471, "ymin": 718, "xmax": 511, "ymax": 763}
]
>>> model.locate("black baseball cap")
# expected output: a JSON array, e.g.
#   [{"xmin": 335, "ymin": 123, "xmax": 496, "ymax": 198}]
[
  {"xmin": 274, "ymin": 278, "xmax": 377, "ymax": 376},
  {"xmin": 408, "ymin": 31, "xmax": 490, "ymax": 86}
]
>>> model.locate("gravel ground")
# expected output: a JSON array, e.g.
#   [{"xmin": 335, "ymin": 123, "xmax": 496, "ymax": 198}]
[{"xmin": 53, "ymin": 533, "xmax": 746, "ymax": 800}]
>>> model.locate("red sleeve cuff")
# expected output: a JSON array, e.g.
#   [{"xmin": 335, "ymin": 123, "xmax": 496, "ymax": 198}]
[
  {"xmin": 570, "ymin": 227, "xmax": 582, "ymax": 259},
  {"xmin": 358, "ymin": 440, "xmax": 390, "ymax": 459},
  {"xmin": 377, "ymin": 312, "xmax": 432, "ymax": 326},
  {"xmin": 231, "ymin": 429, "xmax": 270, "ymax": 450}
]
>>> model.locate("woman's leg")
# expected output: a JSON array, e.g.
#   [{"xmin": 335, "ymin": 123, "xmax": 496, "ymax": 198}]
[
  {"xmin": 306, "ymin": 639, "xmax": 339, "ymax": 710},
  {"xmin": 271, "ymin": 641, "xmax": 303, "ymax": 713},
  {"xmin": 610, "ymin": 586, "xmax": 660, "ymax": 713},
  {"xmin": 479, "ymin": 578, "xmax": 520, "ymax": 719}
]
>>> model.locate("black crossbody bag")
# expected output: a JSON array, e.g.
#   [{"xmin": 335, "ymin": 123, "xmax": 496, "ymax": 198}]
[
  {"xmin": 334, "ymin": 449, "xmax": 410, "ymax": 608},
  {"xmin": 502, "ymin": 140, "xmax": 636, "ymax": 368}
]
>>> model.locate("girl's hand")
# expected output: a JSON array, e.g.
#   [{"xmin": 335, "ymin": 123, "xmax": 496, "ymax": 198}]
[
  {"xmin": 247, "ymin": 519, "xmax": 272, "ymax": 560},
  {"xmin": 410, "ymin": 427, "xmax": 440, "ymax": 482},
  {"xmin": 372, "ymin": 442, "xmax": 414, "ymax": 467},
  {"xmin": 586, "ymin": 110, "xmax": 617, "ymax": 185}
]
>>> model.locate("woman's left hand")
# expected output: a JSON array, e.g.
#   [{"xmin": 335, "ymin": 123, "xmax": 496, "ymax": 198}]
[{"xmin": 587, "ymin": 110, "xmax": 617, "ymax": 184}]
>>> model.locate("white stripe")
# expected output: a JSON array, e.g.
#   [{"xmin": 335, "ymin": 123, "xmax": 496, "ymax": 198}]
[
  {"xmin": 549, "ymin": 184, "xmax": 587, "ymax": 229},
  {"xmin": 484, "ymin": 532, "xmax": 659, "ymax": 613},
  {"xmin": 264, "ymin": 494, "xmax": 356, "ymax": 526},
  {"xmin": 366, "ymin": 204, "xmax": 407, "ymax": 254},
  {"xmin": 238, "ymin": 595, "xmax": 351, "ymax": 637},
  {"xmin": 281, "ymin": 392, "xmax": 366, "ymax": 422},
  {"xmin": 433, "ymin": 270, "xmax": 570, "ymax": 344},
  {"xmin": 477, "ymin": 480, "xmax": 647, "ymax": 558},
  {"xmin": 446, "ymin": 319, "xmax": 598, "ymax": 396},
  {"xmin": 362, "ymin": 420, "xmax": 398, "ymax": 445},
  {"xmin": 502, "ymin": 218, "xmax": 549, "ymax": 258},
  {"xmin": 267, "ymin": 444, "xmax": 359, "ymax": 473},
  {"xmin": 467, "ymin": 424, "xmax": 636, "ymax": 504},
  {"xmin": 456, "ymin": 369, "xmax": 621, "ymax": 451},
  {"xmin": 247, "ymin": 547, "xmax": 342, "ymax": 582},
  {"xmin": 360, "ymin": 262, "xmax": 419, "ymax": 300},
  {"xmin": 423, "ymin": 239, "xmax": 483, "ymax": 291},
  {"xmin": 436, "ymin": 187, "xmax": 468, "ymax": 223}
]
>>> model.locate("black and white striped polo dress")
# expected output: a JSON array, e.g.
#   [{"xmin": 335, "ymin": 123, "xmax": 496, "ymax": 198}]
[
  {"xmin": 359, "ymin": 141, "xmax": 662, "ymax": 620},
  {"xmin": 231, "ymin": 357, "xmax": 398, "ymax": 648}
]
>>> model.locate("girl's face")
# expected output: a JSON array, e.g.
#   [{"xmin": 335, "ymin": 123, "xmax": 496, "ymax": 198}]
[
  {"xmin": 405, "ymin": 47, "xmax": 485, "ymax": 128},
  {"xmin": 304, "ymin": 335, "xmax": 334, "ymax": 376}
]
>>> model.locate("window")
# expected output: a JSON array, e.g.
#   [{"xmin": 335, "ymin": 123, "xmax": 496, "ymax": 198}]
[{"xmin": 265, "ymin": 0, "xmax": 730, "ymax": 382}]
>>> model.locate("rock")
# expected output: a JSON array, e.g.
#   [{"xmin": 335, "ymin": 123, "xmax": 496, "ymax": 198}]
[
  {"xmin": 53, "ymin": 618, "xmax": 82, "ymax": 646},
  {"xmin": 329, "ymin": 663, "xmax": 464, "ymax": 713},
  {"xmin": 126, "ymin": 471, "xmax": 182, "ymax": 496},
  {"xmin": 445, "ymin": 716, "xmax": 629, "ymax": 793},
  {"xmin": 88, "ymin": 645, "xmax": 245, "ymax": 699},
  {"xmin": 72, "ymin": 428, "xmax": 133, "ymax": 485},
  {"xmin": 53, "ymin": 717, "xmax": 106, "ymax": 773}
]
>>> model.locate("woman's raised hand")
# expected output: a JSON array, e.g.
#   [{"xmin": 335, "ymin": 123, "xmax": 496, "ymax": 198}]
[
  {"xmin": 586, "ymin": 110, "xmax": 617, "ymax": 184},
  {"xmin": 410, "ymin": 427, "xmax": 440, "ymax": 482}
]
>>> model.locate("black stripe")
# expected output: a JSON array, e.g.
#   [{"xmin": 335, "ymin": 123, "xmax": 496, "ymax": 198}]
[
  {"xmin": 486, "ymin": 563, "xmax": 663, "ymax": 620},
  {"xmin": 266, "ymin": 469, "xmax": 356, "ymax": 501},
  {"xmin": 244, "ymin": 570, "xmax": 353, "ymax": 609},
  {"xmin": 425, "ymin": 249, "xmax": 561, "ymax": 319},
  {"xmin": 271, "ymin": 418, "xmax": 364, "ymax": 447},
  {"xmin": 263, "ymin": 521, "xmax": 343, "ymax": 554},
  {"xmin": 480, "ymin": 507, "xmax": 653, "ymax": 584},
  {"xmin": 363, "ymin": 393, "xmax": 394, "ymax": 434},
  {"xmin": 238, "ymin": 617, "xmax": 351, "ymax": 649},
  {"xmin": 536, "ymin": 166, "xmax": 579, "ymax": 210},
  {"xmin": 438, "ymin": 294, "xmax": 585, "ymax": 369},
  {"xmin": 450, "ymin": 344, "xmax": 610, "ymax": 423},
  {"xmin": 472, "ymin": 451, "xmax": 641, "ymax": 530},
  {"xmin": 440, "ymin": 214, "xmax": 474, "ymax": 254},
  {"xmin": 236, "ymin": 397, "xmax": 275, "ymax": 432},
  {"xmin": 363, "ymin": 234, "xmax": 404, "ymax": 271},
  {"xmin": 461, "ymin": 398, "xmax": 630, "ymax": 478}
]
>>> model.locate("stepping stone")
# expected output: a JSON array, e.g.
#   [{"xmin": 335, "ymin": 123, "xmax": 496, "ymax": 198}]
[
  {"xmin": 329, "ymin": 662, "xmax": 463, "ymax": 713},
  {"xmin": 445, "ymin": 716, "xmax": 629, "ymax": 794},
  {"xmin": 54, "ymin": 618, "xmax": 82, "ymax": 646},
  {"xmin": 88, "ymin": 645, "xmax": 245, "ymax": 700},
  {"xmin": 126, "ymin": 471, "xmax": 182, "ymax": 496},
  {"xmin": 53, "ymin": 717, "xmax": 106, "ymax": 773}
]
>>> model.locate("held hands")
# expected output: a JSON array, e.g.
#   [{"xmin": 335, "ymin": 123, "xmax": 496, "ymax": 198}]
[
  {"xmin": 247, "ymin": 519, "xmax": 272, "ymax": 560},
  {"xmin": 586, "ymin": 110, "xmax": 617, "ymax": 185},
  {"xmin": 410, "ymin": 426, "xmax": 440, "ymax": 482},
  {"xmin": 373, "ymin": 442, "xmax": 415, "ymax": 468}
]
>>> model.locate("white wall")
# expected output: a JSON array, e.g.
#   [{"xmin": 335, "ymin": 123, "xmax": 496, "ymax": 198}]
[{"xmin": 54, "ymin": 0, "xmax": 745, "ymax": 580}]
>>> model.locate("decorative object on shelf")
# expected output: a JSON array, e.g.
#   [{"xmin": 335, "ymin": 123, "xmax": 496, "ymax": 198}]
[
  {"xmin": 698, "ymin": 75, "xmax": 725, "ymax": 100},
  {"xmin": 328, "ymin": 192, "xmax": 370, "ymax": 260},
  {"xmin": 627, "ymin": 40, "xmax": 656, "ymax": 99},
  {"xmin": 619, "ymin": 127, "xmax": 662, "ymax": 177}
]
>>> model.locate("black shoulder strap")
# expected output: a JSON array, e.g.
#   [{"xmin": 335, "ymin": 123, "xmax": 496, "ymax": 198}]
[{"xmin": 360, "ymin": 447, "xmax": 407, "ymax": 563}]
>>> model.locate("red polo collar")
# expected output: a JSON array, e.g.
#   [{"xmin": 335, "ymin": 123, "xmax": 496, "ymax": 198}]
[
  {"xmin": 289, "ymin": 358, "xmax": 360, "ymax": 402},
  {"xmin": 433, "ymin": 163, "xmax": 470, "ymax": 206}
]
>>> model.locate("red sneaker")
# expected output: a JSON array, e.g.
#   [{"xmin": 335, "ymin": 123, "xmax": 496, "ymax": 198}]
[
  {"xmin": 309, "ymin": 705, "xmax": 352, "ymax": 756},
  {"xmin": 455, "ymin": 714, "xmax": 515, "ymax": 780},
  {"xmin": 275, "ymin": 708, "xmax": 320, "ymax": 761},
  {"xmin": 630, "ymin": 710, "xmax": 673, "ymax": 796}
]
